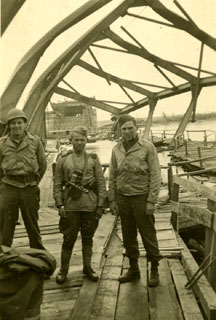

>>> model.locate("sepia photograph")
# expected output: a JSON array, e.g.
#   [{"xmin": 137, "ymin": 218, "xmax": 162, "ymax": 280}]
[{"xmin": 0, "ymin": 1, "xmax": 216, "ymax": 319}]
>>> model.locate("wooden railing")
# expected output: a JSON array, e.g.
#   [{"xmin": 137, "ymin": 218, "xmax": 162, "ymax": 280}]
[
  {"xmin": 171, "ymin": 175, "xmax": 216, "ymax": 319},
  {"xmin": 171, "ymin": 176, "xmax": 216, "ymax": 289}
]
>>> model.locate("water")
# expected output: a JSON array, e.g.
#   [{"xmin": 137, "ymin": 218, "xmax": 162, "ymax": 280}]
[
  {"xmin": 148, "ymin": 119, "xmax": 216, "ymax": 141},
  {"xmin": 47, "ymin": 119, "xmax": 215, "ymax": 185}
]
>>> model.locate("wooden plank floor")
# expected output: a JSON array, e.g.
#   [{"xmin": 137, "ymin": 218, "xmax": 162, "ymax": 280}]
[
  {"xmin": 13, "ymin": 209, "xmax": 206, "ymax": 320},
  {"xmin": 11, "ymin": 152, "xmax": 207, "ymax": 319}
]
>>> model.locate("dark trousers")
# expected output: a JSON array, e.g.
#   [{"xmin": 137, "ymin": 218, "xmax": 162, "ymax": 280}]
[
  {"xmin": 117, "ymin": 193, "xmax": 160, "ymax": 263},
  {"xmin": 59, "ymin": 211, "xmax": 98, "ymax": 250},
  {"xmin": 0, "ymin": 183, "xmax": 44, "ymax": 249}
]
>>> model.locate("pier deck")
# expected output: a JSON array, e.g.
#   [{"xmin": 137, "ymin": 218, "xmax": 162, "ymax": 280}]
[{"xmin": 12, "ymin": 153, "xmax": 216, "ymax": 319}]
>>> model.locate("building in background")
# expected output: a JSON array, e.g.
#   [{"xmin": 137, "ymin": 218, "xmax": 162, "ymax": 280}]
[{"xmin": 46, "ymin": 101, "xmax": 97, "ymax": 139}]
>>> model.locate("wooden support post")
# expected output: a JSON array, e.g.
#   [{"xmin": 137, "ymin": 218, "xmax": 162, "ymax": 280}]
[
  {"xmin": 170, "ymin": 86, "xmax": 201, "ymax": 147},
  {"xmin": 205, "ymin": 199, "xmax": 216, "ymax": 292},
  {"xmin": 204, "ymin": 130, "xmax": 207, "ymax": 147},
  {"xmin": 187, "ymin": 130, "xmax": 190, "ymax": 141},
  {"xmin": 171, "ymin": 182, "xmax": 179, "ymax": 231},
  {"xmin": 192, "ymin": 42, "xmax": 204, "ymax": 122},
  {"xmin": 154, "ymin": 64, "xmax": 176, "ymax": 87},
  {"xmin": 174, "ymin": 138, "xmax": 177, "ymax": 151},
  {"xmin": 118, "ymin": 84, "xmax": 136, "ymax": 104},
  {"xmin": 151, "ymin": 130, "xmax": 154, "ymax": 142},
  {"xmin": 184, "ymin": 140, "xmax": 189, "ymax": 157},
  {"xmin": 143, "ymin": 98, "xmax": 157, "ymax": 140},
  {"xmin": 177, "ymin": 136, "xmax": 180, "ymax": 148},
  {"xmin": 197, "ymin": 147, "xmax": 203, "ymax": 168},
  {"xmin": 88, "ymin": 47, "xmax": 111, "ymax": 86},
  {"xmin": 167, "ymin": 165, "xmax": 173, "ymax": 200}
]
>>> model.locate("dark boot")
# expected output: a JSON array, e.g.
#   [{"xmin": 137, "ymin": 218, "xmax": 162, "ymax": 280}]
[
  {"xmin": 56, "ymin": 249, "xmax": 72, "ymax": 284},
  {"xmin": 119, "ymin": 258, "xmax": 140, "ymax": 283},
  {"xmin": 82, "ymin": 245, "xmax": 99, "ymax": 282},
  {"xmin": 83, "ymin": 265, "xmax": 95, "ymax": 275},
  {"xmin": 148, "ymin": 261, "xmax": 159, "ymax": 287}
]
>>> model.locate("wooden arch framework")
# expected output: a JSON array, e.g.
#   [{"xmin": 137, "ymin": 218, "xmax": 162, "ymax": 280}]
[{"xmin": 1, "ymin": 0, "xmax": 216, "ymax": 140}]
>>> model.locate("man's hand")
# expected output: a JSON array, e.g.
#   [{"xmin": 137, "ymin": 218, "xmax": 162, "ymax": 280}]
[
  {"xmin": 110, "ymin": 201, "xmax": 118, "ymax": 216},
  {"xmin": 146, "ymin": 202, "xmax": 155, "ymax": 215},
  {"xmin": 58, "ymin": 206, "xmax": 66, "ymax": 218},
  {"xmin": 95, "ymin": 207, "xmax": 103, "ymax": 220}
]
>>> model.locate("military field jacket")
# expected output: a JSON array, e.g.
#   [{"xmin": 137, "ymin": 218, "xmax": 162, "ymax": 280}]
[
  {"xmin": 53, "ymin": 150, "xmax": 106, "ymax": 212},
  {"xmin": 109, "ymin": 137, "xmax": 161, "ymax": 204},
  {"xmin": 0, "ymin": 132, "xmax": 47, "ymax": 188}
]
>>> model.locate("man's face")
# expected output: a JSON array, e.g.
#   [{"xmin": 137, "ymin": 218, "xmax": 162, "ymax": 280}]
[
  {"xmin": 120, "ymin": 120, "xmax": 137, "ymax": 141},
  {"xmin": 71, "ymin": 133, "xmax": 87, "ymax": 152},
  {"xmin": 9, "ymin": 118, "xmax": 26, "ymax": 137}
]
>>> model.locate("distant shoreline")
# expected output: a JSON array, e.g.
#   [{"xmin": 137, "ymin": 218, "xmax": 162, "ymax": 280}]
[
  {"xmin": 98, "ymin": 112, "xmax": 216, "ymax": 127},
  {"xmin": 149, "ymin": 112, "xmax": 216, "ymax": 125}
]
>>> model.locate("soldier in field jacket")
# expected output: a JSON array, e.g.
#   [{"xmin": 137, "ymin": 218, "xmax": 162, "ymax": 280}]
[
  {"xmin": 109, "ymin": 114, "xmax": 162, "ymax": 286},
  {"xmin": 0, "ymin": 109, "xmax": 47, "ymax": 250}
]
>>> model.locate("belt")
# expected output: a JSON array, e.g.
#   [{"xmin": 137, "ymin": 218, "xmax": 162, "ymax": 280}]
[{"xmin": 5, "ymin": 174, "xmax": 36, "ymax": 184}]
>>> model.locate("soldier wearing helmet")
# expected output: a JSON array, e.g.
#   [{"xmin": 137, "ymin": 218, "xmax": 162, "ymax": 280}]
[{"xmin": 0, "ymin": 108, "xmax": 47, "ymax": 249}]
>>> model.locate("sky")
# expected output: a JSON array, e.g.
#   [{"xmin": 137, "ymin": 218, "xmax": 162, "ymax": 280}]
[{"xmin": 1, "ymin": 0, "xmax": 216, "ymax": 121}]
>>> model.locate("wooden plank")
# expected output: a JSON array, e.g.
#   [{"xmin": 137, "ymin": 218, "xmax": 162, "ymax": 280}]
[
  {"xmin": 205, "ymin": 200, "xmax": 216, "ymax": 291},
  {"xmin": 177, "ymin": 234, "xmax": 216, "ymax": 320},
  {"xmin": 70, "ymin": 277, "xmax": 101, "ymax": 320},
  {"xmin": 43, "ymin": 287, "xmax": 80, "ymax": 303},
  {"xmin": 169, "ymin": 259, "xmax": 203, "ymax": 320},
  {"xmin": 88, "ymin": 267, "xmax": 121, "ymax": 320},
  {"xmin": 115, "ymin": 256, "xmax": 149, "ymax": 320},
  {"xmin": 172, "ymin": 201, "xmax": 215, "ymax": 230},
  {"xmin": 41, "ymin": 300, "xmax": 76, "ymax": 320},
  {"xmin": 178, "ymin": 167, "xmax": 216, "ymax": 176},
  {"xmin": 69, "ymin": 214, "xmax": 118, "ymax": 320},
  {"xmin": 148, "ymin": 258, "xmax": 184, "ymax": 319},
  {"xmin": 173, "ymin": 176, "xmax": 216, "ymax": 201},
  {"xmin": 44, "ymin": 276, "xmax": 82, "ymax": 291},
  {"xmin": 88, "ymin": 233, "xmax": 123, "ymax": 320},
  {"xmin": 171, "ymin": 182, "xmax": 180, "ymax": 230}
]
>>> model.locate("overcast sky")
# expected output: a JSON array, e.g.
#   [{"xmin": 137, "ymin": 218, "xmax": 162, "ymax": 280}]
[{"xmin": 1, "ymin": 0, "xmax": 216, "ymax": 121}]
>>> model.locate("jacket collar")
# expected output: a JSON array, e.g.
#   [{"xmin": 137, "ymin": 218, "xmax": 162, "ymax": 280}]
[
  {"xmin": 117, "ymin": 136, "xmax": 146, "ymax": 153},
  {"xmin": 4, "ymin": 131, "xmax": 32, "ymax": 151}
]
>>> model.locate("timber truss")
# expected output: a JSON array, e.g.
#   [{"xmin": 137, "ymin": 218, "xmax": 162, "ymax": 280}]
[{"xmin": 1, "ymin": 0, "xmax": 216, "ymax": 140}]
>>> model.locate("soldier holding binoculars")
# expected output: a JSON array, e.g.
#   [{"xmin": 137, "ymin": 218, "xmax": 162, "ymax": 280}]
[{"xmin": 53, "ymin": 126, "xmax": 106, "ymax": 284}]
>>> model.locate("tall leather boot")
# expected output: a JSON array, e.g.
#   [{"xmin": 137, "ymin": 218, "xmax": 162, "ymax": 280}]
[
  {"xmin": 119, "ymin": 258, "xmax": 140, "ymax": 283},
  {"xmin": 148, "ymin": 261, "xmax": 159, "ymax": 287},
  {"xmin": 56, "ymin": 249, "xmax": 72, "ymax": 284},
  {"xmin": 82, "ymin": 245, "xmax": 99, "ymax": 282}
]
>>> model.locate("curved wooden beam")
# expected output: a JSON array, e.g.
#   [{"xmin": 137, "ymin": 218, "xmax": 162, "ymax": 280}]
[
  {"xmin": 144, "ymin": 0, "xmax": 216, "ymax": 51},
  {"xmin": 105, "ymin": 29, "xmax": 196, "ymax": 84},
  {"xmin": 0, "ymin": 0, "xmax": 111, "ymax": 121},
  {"xmin": 121, "ymin": 75, "xmax": 216, "ymax": 113},
  {"xmin": 54, "ymin": 86, "xmax": 120, "ymax": 115},
  {"xmin": 1, "ymin": 0, "xmax": 26, "ymax": 35},
  {"xmin": 25, "ymin": 0, "xmax": 137, "ymax": 133},
  {"xmin": 78, "ymin": 60, "xmax": 154, "ymax": 97}
]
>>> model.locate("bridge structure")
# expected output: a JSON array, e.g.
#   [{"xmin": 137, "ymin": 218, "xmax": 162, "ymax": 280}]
[
  {"xmin": 10, "ymin": 153, "xmax": 216, "ymax": 319},
  {"xmin": 1, "ymin": 0, "xmax": 216, "ymax": 141}
]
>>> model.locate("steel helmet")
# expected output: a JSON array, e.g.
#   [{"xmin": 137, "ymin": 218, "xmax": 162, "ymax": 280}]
[{"xmin": 7, "ymin": 109, "xmax": 28, "ymax": 123}]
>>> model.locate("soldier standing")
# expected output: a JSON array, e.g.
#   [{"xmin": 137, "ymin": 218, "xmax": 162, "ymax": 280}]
[
  {"xmin": 109, "ymin": 114, "xmax": 161, "ymax": 286},
  {"xmin": 53, "ymin": 126, "xmax": 106, "ymax": 283},
  {"xmin": 0, "ymin": 109, "xmax": 47, "ymax": 249}
]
